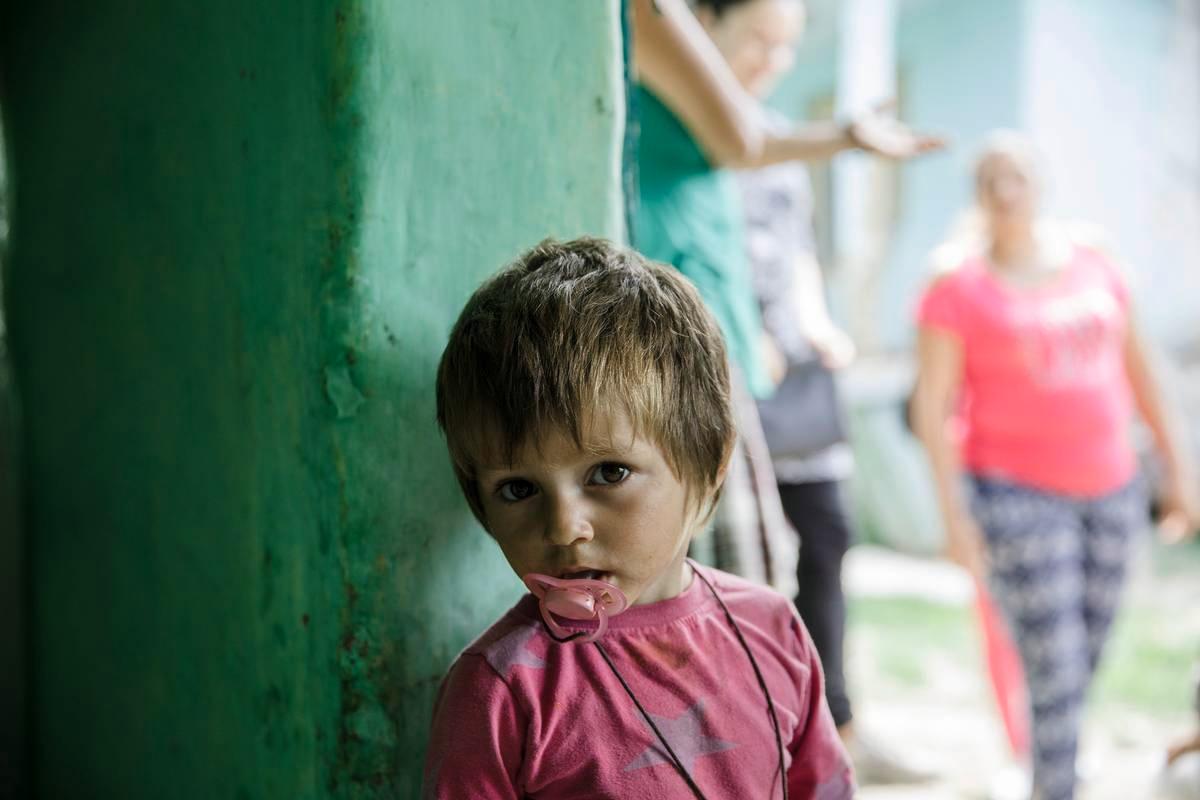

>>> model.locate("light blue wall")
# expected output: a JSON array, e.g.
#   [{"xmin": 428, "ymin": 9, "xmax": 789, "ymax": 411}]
[
  {"xmin": 884, "ymin": 0, "xmax": 1028, "ymax": 351},
  {"xmin": 769, "ymin": 0, "xmax": 1030, "ymax": 351},
  {"xmin": 1025, "ymin": 0, "xmax": 1200, "ymax": 350},
  {"xmin": 771, "ymin": 25, "xmax": 838, "ymax": 118},
  {"xmin": 764, "ymin": 0, "xmax": 1030, "ymax": 552},
  {"xmin": 758, "ymin": 0, "xmax": 1197, "ymax": 551},
  {"xmin": 781, "ymin": 0, "xmax": 1198, "ymax": 353}
]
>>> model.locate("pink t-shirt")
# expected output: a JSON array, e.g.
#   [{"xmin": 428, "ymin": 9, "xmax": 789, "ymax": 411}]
[
  {"xmin": 422, "ymin": 566, "xmax": 854, "ymax": 799},
  {"xmin": 916, "ymin": 245, "xmax": 1136, "ymax": 496}
]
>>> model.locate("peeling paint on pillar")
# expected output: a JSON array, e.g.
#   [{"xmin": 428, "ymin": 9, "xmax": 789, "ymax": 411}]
[
  {"xmin": 327, "ymin": 2, "xmax": 626, "ymax": 794},
  {"xmin": 2, "ymin": 0, "xmax": 623, "ymax": 797}
]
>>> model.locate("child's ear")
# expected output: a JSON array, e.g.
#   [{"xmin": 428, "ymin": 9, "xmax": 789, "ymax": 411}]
[
  {"xmin": 693, "ymin": 450, "xmax": 734, "ymax": 528},
  {"xmin": 714, "ymin": 445, "xmax": 734, "ymax": 488}
]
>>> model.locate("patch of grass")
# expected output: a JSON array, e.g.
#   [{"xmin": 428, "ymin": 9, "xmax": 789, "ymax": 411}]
[
  {"xmin": 1091, "ymin": 537, "xmax": 1200, "ymax": 716},
  {"xmin": 848, "ymin": 596, "xmax": 977, "ymax": 689},
  {"xmin": 1093, "ymin": 606, "xmax": 1197, "ymax": 715},
  {"xmin": 1150, "ymin": 535, "xmax": 1200, "ymax": 577},
  {"xmin": 847, "ymin": 555, "xmax": 1198, "ymax": 720}
]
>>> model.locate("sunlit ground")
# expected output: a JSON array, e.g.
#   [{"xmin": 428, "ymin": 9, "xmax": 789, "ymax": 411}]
[{"xmin": 843, "ymin": 538, "xmax": 1200, "ymax": 799}]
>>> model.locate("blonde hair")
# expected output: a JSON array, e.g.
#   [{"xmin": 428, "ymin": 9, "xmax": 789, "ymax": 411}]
[
  {"xmin": 928, "ymin": 132, "xmax": 1125, "ymax": 292},
  {"xmin": 929, "ymin": 130, "xmax": 1044, "ymax": 274},
  {"xmin": 436, "ymin": 237, "xmax": 736, "ymax": 526}
]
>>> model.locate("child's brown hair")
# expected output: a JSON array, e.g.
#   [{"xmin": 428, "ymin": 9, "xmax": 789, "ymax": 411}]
[{"xmin": 436, "ymin": 237, "xmax": 735, "ymax": 525}]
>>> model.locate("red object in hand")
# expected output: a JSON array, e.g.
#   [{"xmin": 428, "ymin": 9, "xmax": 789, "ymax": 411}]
[{"xmin": 974, "ymin": 578, "xmax": 1031, "ymax": 760}]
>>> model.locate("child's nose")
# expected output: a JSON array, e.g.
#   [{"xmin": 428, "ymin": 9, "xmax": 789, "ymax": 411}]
[{"xmin": 543, "ymin": 493, "xmax": 594, "ymax": 547}]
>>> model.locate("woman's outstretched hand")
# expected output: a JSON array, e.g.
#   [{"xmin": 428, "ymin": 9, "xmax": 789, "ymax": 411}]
[
  {"xmin": 847, "ymin": 101, "xmax": 946, "ymax": 160},
  {"xmin": 809, "ymin": 326, "xmax": 856, "ymax": 371}
]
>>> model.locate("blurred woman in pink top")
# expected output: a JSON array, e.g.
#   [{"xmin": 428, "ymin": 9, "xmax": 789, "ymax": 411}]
[{"xmin": 911, "ymin": 131, "xmax": 1199, "ymax": 800}]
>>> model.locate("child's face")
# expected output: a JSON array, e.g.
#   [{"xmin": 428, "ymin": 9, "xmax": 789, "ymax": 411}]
[{"xmin": 476, "ymin": 410, "xmax": 710, "ymax": 607}]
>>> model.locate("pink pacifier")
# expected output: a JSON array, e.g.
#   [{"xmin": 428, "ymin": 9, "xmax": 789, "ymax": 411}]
[{"xmin": 522, "ymin": 573, "xmax": 629, "ymax": 643}]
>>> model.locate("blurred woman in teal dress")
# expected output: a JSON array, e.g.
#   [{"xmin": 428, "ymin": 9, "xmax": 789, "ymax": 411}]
[
  {"xmin": 629, "ymin": 0, "xmax": 941, "ymax": 589},
  {"xmin": 632, "ymin": 0, "xmax": 941, "ymax": 400},
  {"xmin": 631, "ymin": 0, "xmax": 943, "ymax": 781}
]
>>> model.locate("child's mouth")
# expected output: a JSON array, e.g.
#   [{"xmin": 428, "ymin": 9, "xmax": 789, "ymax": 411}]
[{"xmin": 559, "ymin": 568, "xmax": 609, "ymax": 582}]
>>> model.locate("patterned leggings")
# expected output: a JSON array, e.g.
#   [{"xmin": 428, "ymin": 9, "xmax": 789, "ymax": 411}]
[{"xmin": 969, "ymin": 475, "xmax": 1147, "ymax": 800}]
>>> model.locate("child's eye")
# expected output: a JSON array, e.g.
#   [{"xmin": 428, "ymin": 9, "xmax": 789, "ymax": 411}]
[
  {"xmin": 589, "ymin": 463, "xmax": 630, "ymax": 486},
  {"xmin": 497, "ymin": 480, "xmax": 537, "ymax": 502}
]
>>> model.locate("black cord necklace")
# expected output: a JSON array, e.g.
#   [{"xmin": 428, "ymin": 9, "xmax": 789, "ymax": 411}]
[{"xmin": 544, "ymin": 562, "xmax": 788, "ymax": 800}]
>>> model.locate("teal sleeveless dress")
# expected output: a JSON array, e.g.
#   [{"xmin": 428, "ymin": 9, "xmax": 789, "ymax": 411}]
[{"xmin": 634, "ymin": 85, "xmax": 771, "ymax": 398}]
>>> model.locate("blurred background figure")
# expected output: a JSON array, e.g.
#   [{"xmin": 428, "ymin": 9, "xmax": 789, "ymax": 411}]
[
  {"xmin": 752, "ymin": 2, "xmax": 1200, "ymax": 797},
  {"xmin": 910, "ymin": 131, "xmax": 1199, "ymax": 800},
  {"xmin": 690, "ymin": 0, "xmax": 938, "ymax": 782},
  {"xmin": 633, "ymin": 0, "xmax": 940, "ymax": 782},
  {"xmin": 5, "ymin": 1, "xmax": 1197, "ymax": 797},
  {"xmin": 1160, "ymin": 661, "xmax": 1200, "ymax": 798}
]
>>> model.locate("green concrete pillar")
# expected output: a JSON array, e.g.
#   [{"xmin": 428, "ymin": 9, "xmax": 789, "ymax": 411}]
[{"xmin": 1, "ymin": 1, "xmax": 625, "ymax": 797}]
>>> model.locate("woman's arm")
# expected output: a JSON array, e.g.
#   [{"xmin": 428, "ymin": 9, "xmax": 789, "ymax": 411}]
[
  {"xmin": 911, "ymin": 325, "xmax": 986, "ymax": 577},
  {"xmin": 631, "ymin": 0, "xmax": 942, "ymax": 169},
  {"xmin": 789, "ymin": 251, "xmax": 856, "ymax": 368},
  {"xmin": 1122, "ymin": 317, "xmax": 1200, "ymax": 540},
  {"xmin": 632, "ymin": 0, "xmax": 765, "ymax": 165}
]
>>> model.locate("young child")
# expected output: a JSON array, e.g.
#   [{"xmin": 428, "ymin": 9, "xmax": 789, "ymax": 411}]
[
  {"xmin": 1163, "ymin": 662, "xmax": 1200, "ymax": 790},
  {"xmin": 423, "ymin": 237, "xmax": 854, "ymax": 799}
]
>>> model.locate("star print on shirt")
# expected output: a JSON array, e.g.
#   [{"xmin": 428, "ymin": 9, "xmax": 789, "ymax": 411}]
[
  {"xmin": 815, "ymin": 772, "xmax": 855, "ymax": 800},
  {"xmin": 623, "ymin": 699, "xmax": 738, "ymax": 773},
  {"xmin": 484, "ymin": 624, "xmax": 546, "ymax": 678}
]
